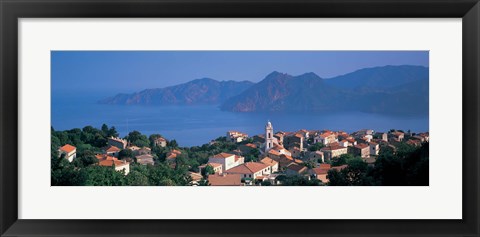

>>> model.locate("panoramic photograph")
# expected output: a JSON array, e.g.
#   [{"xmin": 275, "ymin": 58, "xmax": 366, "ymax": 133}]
[{"xmin": 51, "ymin": 51, "xmax": 429, "ymax": 186}]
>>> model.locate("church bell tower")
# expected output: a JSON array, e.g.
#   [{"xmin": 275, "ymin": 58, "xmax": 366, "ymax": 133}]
[{"xmin": 265, "ymin": 120, "xmax": 274, "ymax": 152}]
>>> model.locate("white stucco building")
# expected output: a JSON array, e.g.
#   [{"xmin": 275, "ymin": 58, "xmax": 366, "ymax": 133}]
[
  {"xmin": 208, "ymin": 152, "xmax": 244, "ymax": 171},
  {"xmin": 58, "ymin": 144, "xmax": 77, "ymax": 162}
]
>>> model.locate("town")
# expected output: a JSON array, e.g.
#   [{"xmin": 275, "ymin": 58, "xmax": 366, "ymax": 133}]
[{"xmin": 52, "ymin": 121, "xmax": 429, "ymax": 186}]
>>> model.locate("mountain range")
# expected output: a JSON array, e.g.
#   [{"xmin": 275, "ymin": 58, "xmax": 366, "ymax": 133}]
[
  {"xmin": 99, "ymin": 65, "xmax": 429, "ymax": 116},
  {"xmin": 98, "ymin": 78, "xmax": 254, "ymax": 106}
]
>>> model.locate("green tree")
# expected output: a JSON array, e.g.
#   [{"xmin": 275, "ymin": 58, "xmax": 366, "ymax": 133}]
[
  {"xmin": 107, "ymin": 126, "xmax": 119, "ymax": 137},
  {"xmin": 332, "ymin": 154, "xmax": 354, "ymax": 166},
  {"xmin": 126, "ymin": 131, "xmax": 149, "ymax": 147},
  {"xmin": 84, "ymin": 166, "xmax": 125, "ymax": 186},
  {"xmin": 118, "ymin": 149, "xmax": 134, "ymax": 160},
  {"xmin": 125, "ymin": 170, "xmax": 150, "ymax": 186},
  {"xmin": 168, "ymin": 139, "xmax": 179, "ymax": 148},
  {"xmin": 101, "ymin": 124, "xmax": 109, "ymax": 136},
  {"xmin": 197, "ymin": 178, "xmax": 210, "ymax": 186},
  {"xmin": 245, "ymin": 149, "xmax": 260, "ymax": 162},
  {"xmin": 309, "ymin": 143, "xmax": 325, "ymax": 151},
  {"xmin": 327, "ymin": 169, "xmax": 348, "ymax": 186},
  {"xmin": 201, "ymin": 165, "xmax": 215, "ymax": 177},
  {"xmin": 73, "ymin": 150, "xmax": 98, "ymax": 167}
]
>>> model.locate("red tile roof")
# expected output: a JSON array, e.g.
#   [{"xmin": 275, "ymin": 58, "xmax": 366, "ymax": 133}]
[
  {"xmin": 59, "ymin": 144, "xmax": 76, "ymax": 153},
  {"xmin": 392, "ymin": 131, "xmax": 404, "ymax": 136},
  {"xmin": 319, "ymin": 164, "xmax": 331, "ymax": 169},
  {"xmin": 260, "ymin": 157, "xmax": 278, "ymax": 167},
  {"xmin": 105, "ymin": 145, "xmax": 120, "ymax": 153},
  {"xmin": 294, "ymin": 133, "xmax": 303, "ymax": 138},
  {"xmin": 206, "ymin": 162, "xmax": 223, "ymax": 168},
  {"xmin": 208, "ymin": 174, "xmax": 242, "ymax": 186},
  {"xmin": 155, "ymin": 137, "xmax": 166, "ymax": 142},
  {"xmin": 354, "ymin": 143, "xmax": 369, "ymax": 149},
  {"xmin": 268, "ymin": 149, "xmax": 281, "ymax": 156},
  {"xmin": 96, "ymin": 154, "xmax": 128, "ymax": 167},
  {"xmin": 286, "ymin": 163, "xmax": 307, "ymax": 173},
  {"xmin": 212, "ymin": 152, "xmax": 234, "ymax": 159},
  {"xmin": 311, "ymin": 167, "xmax": 329, "ymax": 175},
  {"xmin": 319, "ymin": 132, "xmax": 334, "ymax": 138},
  {"xmin": 226, "ymin": 162, "xmax": 269, "ymax": 174},
  {"xmin": 234, "ymin": 155, "xmax": 243, "ymax": 162},
  {"xmin": 321, "ymin": 145, "xmax": 347, "ymax": 151}
]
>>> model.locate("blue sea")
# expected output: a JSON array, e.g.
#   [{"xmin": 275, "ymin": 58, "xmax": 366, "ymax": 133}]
[{"xmin": 51, "ymin": 93, "xmax": 429, "ymax": 147}]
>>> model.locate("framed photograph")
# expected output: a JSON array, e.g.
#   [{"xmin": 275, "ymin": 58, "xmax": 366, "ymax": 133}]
[{"xmin": 1, "ymin": 0, "xmax": 479, "ymax": 236}]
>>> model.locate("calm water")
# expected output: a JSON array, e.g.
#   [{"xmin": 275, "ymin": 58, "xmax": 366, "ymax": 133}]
[{"xmin": 52, "ymin": 93, "xmax": 429, "ymax": 147}]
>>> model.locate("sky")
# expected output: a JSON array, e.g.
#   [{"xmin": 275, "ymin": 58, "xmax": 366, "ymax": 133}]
[{"xmin": 51, "ymin": 51, "xmax": 428, "ymax": 94}]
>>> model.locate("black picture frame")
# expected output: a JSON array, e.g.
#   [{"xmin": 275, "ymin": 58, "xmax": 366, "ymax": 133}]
[{"xmin": 1, "ymin": 0, "xmax": 479, "ymax": 236}]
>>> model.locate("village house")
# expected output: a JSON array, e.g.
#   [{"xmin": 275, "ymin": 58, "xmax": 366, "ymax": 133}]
[
  {"xmin": 412, "ymin": 135, "xmax": 426, "ymax": 142},
  {"xmin": 104, "ymin": 145, "xmax": 120, "ymax": 157},
  {"xmin": 418, "ymin": 132, "xmax": 429, "ymax": 142},
  {"xmin": 291, "ymin": 146, "xmax": 302, "ymax": 158},
  {"xmin": 208, "ymin": 152, "xmax": 244, "ymax": 171},
  {"xmin": 369, "ymin": 142, "xmax": 380, "ymax": 156},
  {"xmin": 226, "ymin": 131, "xmax": 249, "ymax": 143},
  {"xmin": 298, "ymin": 129, "xmax": 310, "ymax": 139},
  {"xmin": 307, "ymin": 150, "xmax": 324, "ymax": 164},
  {"xmin": 225, "ymin": 162, "xmax": 271, "ymax": 180},
  {"xmin": 337, "ymin": 131, "xmax": 350, "ymax": 141},
  {"xmin": 352, "ymin": 143, "xmax": 370, "ymax": 158},
  {"xmin": 309, "ymin": 164, "xmax": 332, "ymax": 183},
  {"xmin": 58, "ymin": 144, "xmax": 77, "ymax": 162},
  {"xmin": 284, "ymin": 133, "xmax": 304, "ymax": 151},
  {"xmin": 267, "ymin": 148, "xmax": 282, "ymax": 160},
  {"xmin": 346, "ymin": 137, "xmax": 357, "ymax": 146},
  {"xmin": 127, "ymin": 146, "xmax": 151, "ymax": 156},
  {"xmin": 95, "ymin": 154, "xmax": 130, "ymax": 175},
  {"xmin": 352, "ymin": 129, "xmax": 374, "ymax": 138},
  {"xmin": 339, "ymin": 140, "xmax": 350, "ymax": 147},
  {"xmin": 135, "ymin": 154, "xmax": 155, "ymax": 166},
  {"xmin": 390, "ymin": 131, "xmax": 405, "ymax": 142},
  {"xmin": 274, "ymin": 132, "xmax": 285, "ymax": 145},
  {"xmin": 108, "ymin": 136, "xmax": 128, "ymax": 150},
  {"xmin": 314, "ymin": 131, "xmax": 337, "ymax": 145},
  {"xmin": 260, "ymin": 157, "xmax": 279, "ymax": 173},
  {"xmin": 407, "ymin": 139, "xmax": 422, "ymax": 147},
  {"xmin": 138, "ymin": 147, "xmax": 151, "ymax": 155},
  {"xmin": 321, "ymin": 145, "xmax": 348, "ymax": 161},
  {"xmin": 267, "ymin": 149, "xmax": 301, "ymax": 169},
  {"xmin": 318, "ymin": 163, "xmax": 332, "ymax": 171},
  {"xmin": 199, "ymin": 162, "xmax": 223, "ymax": 174},
  {"xmin": 269, "ymin": 144, "xmax": 292, "ymax": 156},
  {"xmin": 374, "ymin": 132, "xmax": 388, "ymax": 142},
  {"xmin": 189, "ymin": 172, "xmax": 203, "ymax": 186},
  {"xmin": 285, "ymin": 163, "xmax": 308, "ymax": 176},
  {"xmin": 154, "ymin": 137, "xmax": 167, "ymax": 147},
  {"xmin": 127, "ymin": 145, "xmax": 141, "ymax": 155},
  {"xmin": 166, "ymin": 149, "xmax": 182, "ymax": 167},
  {"xmin": 208, "ymin": 173, "xmax": 243, "ymax": 186}
]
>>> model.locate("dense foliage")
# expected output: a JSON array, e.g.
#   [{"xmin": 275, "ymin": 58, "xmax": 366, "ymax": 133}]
[
  {"xmin": 51, "ymin": 125, "xmax": 245, "ymax": 186},
  {"xmin": 327, "ymin": 143, "xmax": 429, "ymax": 186}
]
